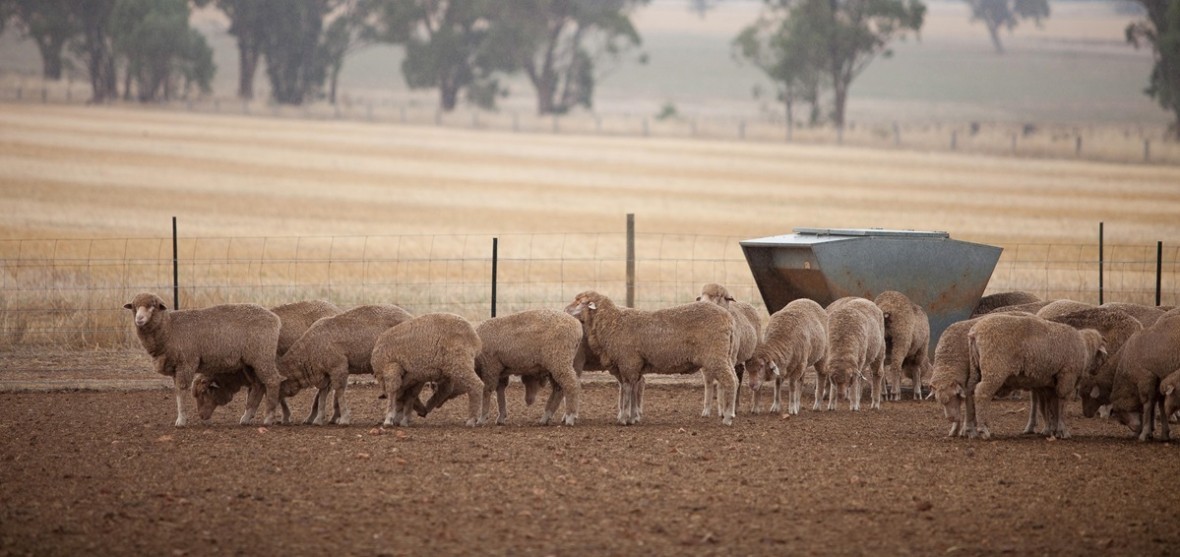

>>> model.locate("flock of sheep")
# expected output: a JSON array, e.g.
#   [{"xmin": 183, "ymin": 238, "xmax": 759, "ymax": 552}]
[{"xmin": 123, "ymin": 285, "xmax": 1180, "ymax": 441}]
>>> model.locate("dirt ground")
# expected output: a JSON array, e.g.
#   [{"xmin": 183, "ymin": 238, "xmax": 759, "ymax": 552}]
[{"xmin": 1, "ymin": 351, "xmax": 1179, "ymax": 557}]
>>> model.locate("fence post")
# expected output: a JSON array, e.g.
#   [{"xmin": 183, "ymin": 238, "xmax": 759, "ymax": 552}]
[
  {"xmin": 1098, "ymin": 222, "xmax": 1104, "ymax": 305},
  {"xmin": 626, "ymin": 214, "xmax": 635, "ymax": 308},
  {"xmin": 172, "ymin": 216, "xmax": 180, "ymax": 310},
  {"xmin": 1156, "ymin": 241, "xmax": 1163, "ymax": 307},
  {"xmin": 738, "ymin": 120, "xmax": 745, "ymax": 140},
  {"xmin": 1144, "ymin": 140, "xmax": 1151, "ymax": 162},
  {"xmin": 491, "ymin": 237, "xmax": 498, "ymax": 318},
  {"xmin": 950, "ymin": 130, "xmax": 957, "ymax": 150},
  {"xmin": 892, "ymin": 121, "xmax": 899, "ymax": 146},
  {"xmin": 1075, "ymin": 135, "xmax": 1082, "ymax": 156}
]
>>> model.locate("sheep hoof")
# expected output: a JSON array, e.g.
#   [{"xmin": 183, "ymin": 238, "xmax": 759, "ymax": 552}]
[
  {"xmin": 465, "ymin": 418, "xmax": 478, "ymax": 427},
  {"xmin": 174, "ymin": 418, "xmax": 187, "ymax": 428},
  {"xmin": 562, "ymin": 414, "xmax": 576, "ymax": 426},
  {"xmin": 722, "ymin": 416, "xmax": 733, "ymax": 426}
]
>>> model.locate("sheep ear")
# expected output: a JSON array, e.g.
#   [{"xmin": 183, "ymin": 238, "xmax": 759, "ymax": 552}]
[
  {"xmin": 209, "ymin": 380, "xmax": 220, "ymax": 390},
  {"xmin": 1089, "ymin": 386, "xmax": 1101, "ymax": 399},
  {"xmin": 695, "ymin": 296, "xmax": 701, "ymax": 301},
  {"xmin": 123, "ymin": 303, "xmax": 133, "ymax": 310},
  {"xmin": 1166, "ymin": 385, "xmax": 1175, "ymax": 396},
  {"xmin": 952, "ymin": 383, "xmax": 963, "ymax": 397},
  {"xmin": 725, "ymin": 296, "xmax": 735, "ymax": 302},
  {"xmin": 587, "ymin": 302, "xmax": 596, "ymax": 310},
  {"xmin": 158, "ymin": 303, "xmax": 167, "ymax": 311},
  {"xmin": 769, "ymin": 362, "xmax": 780, "ymax": 376}
]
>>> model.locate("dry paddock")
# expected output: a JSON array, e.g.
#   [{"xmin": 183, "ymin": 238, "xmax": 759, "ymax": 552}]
[{"xmin": 1, "ymin": 355, "xmax": 1179, "ymax": 557}]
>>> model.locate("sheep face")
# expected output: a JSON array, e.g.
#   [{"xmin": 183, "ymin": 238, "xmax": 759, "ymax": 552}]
[
  {"xmin": 1162, "ymin": 377, "xmax": 1180, "ymax": 418},
  {"xmin": 1077, "ymin": 376, "xmax": 1108, "ymax": 418},
  {"xmin": 931, "ymin": 379, "xmax": 964, "ymax": 425},
  {"xmin": 192, "ymin": 375, "xmax": 237, "ymax": 421},
  {"xmin": 1111, "ymin": 407, "xmax": 1142, "ymax": 434},
  {"xmin": 123, "ymin": 293, "xmax": 167, "ymax": 328},
  {"xmin": 744, "ymin": 357, "xmax": 776, "ymax": 391}
]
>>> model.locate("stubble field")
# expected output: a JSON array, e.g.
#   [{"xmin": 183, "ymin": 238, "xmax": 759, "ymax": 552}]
[{"xmin": 2, "ymin": 102, "xmax": 1180, "ymax": 556}]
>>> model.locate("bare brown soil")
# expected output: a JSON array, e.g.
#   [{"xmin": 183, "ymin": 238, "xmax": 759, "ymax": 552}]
[{"xmin": 1, "ymin": 352, "xmax": 1178, "ymax": 556}]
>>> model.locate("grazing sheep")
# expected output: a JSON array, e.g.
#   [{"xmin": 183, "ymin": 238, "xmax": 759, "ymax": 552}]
[
  {"xmin": 874, "ymin": 290, "xmax": 932, "ymax": 401},
  {"xmin": 124, "ymin": 292, "xmax": 283, "ymax": 427},
  {"xmin": 1161, "ymin": 370, "xmax": 1180, "ymax": 422},
  {"xmin": 697, "ymin": 283, "xmax": 762, "ymax": 416},
  {"xmin": 824, "ymin": 297, "xmax": 887, "ymax": 411},
  {"xmin": 1099, "ymin": 302, "xmax": 1167, "ymax": 328},
  {"xmin": 193, "ymin": 299, "xmax": 342, "ymax": 423},
  {"xmin": 1108, "ymin": 314, "xmax": 1180, "ymax": 441},
  {"xmin": 968, "ymin": 313, "xmax": 1106, "ymax": 440},
  {"xmin": 473, "ymin": 309, "xmax": 583, "ymax": 426},
  {"xmin": 371, "ymin": 313, "xmax": 484, "ymax": 427},
  {"xmin": 971, "ymin": 291, "xmax": 1041, "ymax": 317},
  {"xmin": 1047, "ymin": 307, "xmax": 1144, "ymax": 422},
  {"xmin": 930, "ymin": 318, "xmax": 983, "ymax": 437},
  {"xmin": 745, "ymin": 298, "xmax": 828, "ymax": 415},
  {"xmin": 566, "ymin": 290, "xmax": 737, "ymax": 425},
  {"xmin": 278, "ymin": 304, "xmax": 415, "ymax": 425},
  {"xmin": 1035, "ymin": 299, "xmax": 1095, "ymax": 320}
]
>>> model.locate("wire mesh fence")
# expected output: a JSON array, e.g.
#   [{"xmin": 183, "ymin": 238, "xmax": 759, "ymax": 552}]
[{"xmin": 0, "ymin": 231, "xmax": 1174, "ymax": 349}]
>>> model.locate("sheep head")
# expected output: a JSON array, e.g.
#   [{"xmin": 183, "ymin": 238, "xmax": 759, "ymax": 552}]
[
  {"xmin": 744, "ymin": 356, "xmax": 777, "ymax": 391},
  {"xmin": 1161, "ymin": 373, "xmax": 1180, "ymax": 418},
  {"xmin": 192, "ymin": 374, "xmax": 240, "ymax": 421},
  {"xmin": 930, "ymin": 376, "xmax": 964, "ymax": 430},
  {"xmin": 697, "ymin": 283, "xmax": 734, "ymax": 307},
  {"xmin": 565, "ymin": 291, "xmax": 607, "ymax": 320},
  {"xmin": 124, "ymin": 292, "xmax": 168, "ymax": 328}
]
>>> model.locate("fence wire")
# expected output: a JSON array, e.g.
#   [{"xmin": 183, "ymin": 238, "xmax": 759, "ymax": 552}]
[{"xmin": 0, "ymin": 233, "xmax": 1174, "ymax": 349}]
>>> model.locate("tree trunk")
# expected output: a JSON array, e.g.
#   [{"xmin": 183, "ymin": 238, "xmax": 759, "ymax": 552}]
[
  {"xmin": 34, "ymin": 36, "xmax": 66, "ymax": 80},
  {"xmin": 238, "ymin": 41, "xmax": 260, "ymax": 100},
  {"xmin": 329, "ymin": 63, "xmax": 342, "ymax": 105},
  {"xmin": 986, "ymin": 20, "xmax": 1005, "ymax": 54}
]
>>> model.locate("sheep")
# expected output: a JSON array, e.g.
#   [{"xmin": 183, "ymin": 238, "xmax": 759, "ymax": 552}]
[
  {"xmin": 270, "ymin": 300, "xmax": 343, "ymax": 357},
  {"xmin": 1099, "ymin": 302, "xmax": 1166, "ymax": 329},
  {"xmin": 124, "ymin": 292, "xmax": 284, "ymax": 427},
  {"xmin": 371, "ymin": 313, "xmax": 484, "ymax": 427},
  {"xmin": 1107, "ymin": 314, "xmax": 1180, "ymax": 441},
  {"xmin": 697, "ymin": 283, "xmax": 762, "ymax": 416},
  {"xmin": 277, "ymin": 304, "xmax": 415, "ymax": 425},
  {"xmin": 744, "ymin": 298, "xmax": 828, "ymax": 415},
  {"xmin": 1035, "ymin": 299, "xmax": 1094, "ymax": 320},
  {"xmin": 968, "ymin": 313, "xmax": 1106, "ymax": 440},
  {"xmin": 1161, "ymin": 369, "xmax": 1180, "ymax": 423},
  {"xmin": 192, "ymin": 299, "xmax": 341, "ymax": 423},
  {"xmin": 930, "ymin": 318, "xmax": 983, "ymax": 437},
  {"xmin": 874, "ymin": 290, "xmax": 932, "ymax": 401},
  {"xmin": 970, "ymin": 291, "xmax": 1041, "ymax": 317},
  {"xmin": 1045, "ymin": 306, "xmax": 1144, "ymax": 423},
  {"xmin": 565, "ymin": 290, "xmax": 738, "ymax": 425},
  {"xmin": 824, "ymin": 297, "xmax": 886, "ymax": 411},
  {"xmin": 472, "ymin": 309, "xmax": 583, "ymax": 426}
]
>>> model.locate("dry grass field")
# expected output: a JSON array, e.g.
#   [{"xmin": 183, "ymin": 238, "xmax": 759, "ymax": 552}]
[{"xmin": 2, "ymin": 102, "xmax": 1178, "ymax": 244}]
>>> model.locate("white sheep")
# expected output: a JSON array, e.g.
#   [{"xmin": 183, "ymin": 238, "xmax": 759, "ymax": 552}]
[
  {"xmin": 697, "ymin": 283, "xmax": 762, "ymax": 416},
  {"xmin": 473, "ymin": 309, "xmax": 583, "ymax": 426},
  {"xmin": 278, "ymin": 304, "xmax": 415, "ymax": 425},
  {"xmin": 192, "ymin": 299, "xmax": 341, "ymax": 423},
  {"xmin": 1108, "ymin": 314, "xmax": 1180, "ymax": 441},
  {"xmin": 970, "ymin": 291, "xmax": 1041, "ymax": 317},
  {"xmin": 124, "ymin": 292, "xmax": 284, "ymax": 427},
  {"xmin": 566, "ymin": 290, "xmax": 738, "ymax": 425},
  {"xmin": 968, "ymin": 313, "xmax": 1106, "ymax": 440},
  {"xmin": 824, "ymin": 297, "xmax": 886, "ymax": 411},
  {"xmin": 744, "ymin": 298, "xmax": 828, "ymax": 415},
  {"xmin": 874, "ymin": 290, "xmax": 932, "ymax": 400},
  {"xmin": 371, "ymin": 313, "xmax": 484, "ymax": 427},
  {"xmin": 1035, "ymin": 299, "xmax": 1094, "ymax": 320}
]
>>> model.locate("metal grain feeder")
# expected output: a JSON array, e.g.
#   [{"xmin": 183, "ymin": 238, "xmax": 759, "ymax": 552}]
[{"xmin": 740, "ymin": 227, "xmax": 1003, "ymax": 348}]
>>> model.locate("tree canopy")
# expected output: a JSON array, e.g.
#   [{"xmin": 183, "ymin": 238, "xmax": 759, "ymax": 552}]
[
  {"xmin": 1127, "ymin": 0, "xmax": 1180, "ymax": 137},
  {"xmin": 965, "ymin": 0, "xmax": 1050, "ymax": 54}
]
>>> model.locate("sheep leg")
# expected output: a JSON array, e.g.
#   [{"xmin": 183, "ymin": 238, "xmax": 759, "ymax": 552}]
[
  {"xmin": 701, "ymin": 378, "xmax": 716, "ymax": 417},
  {"xmin": 541, "ymin": 382, "xmax": 565, "ymax": 425},
  {"xmin": 381, "ymin": 363, "xmax": 404, "ymax": 427},
  {"xmin": 330, "ymin": 370, "xmax": 352, "ymax": 426},
  {"xmin": 812, "ymin": 373, "xmax": 824, "ymax": 411},
  {"xmin": 172, "ymin": 368, "xmax": 195, "ymax": 428},
  {"xmin": 616, "ymin": 380, "xmax": 629, "ymax": 425},
  {"xmin": 973, "ymin": 378, "xmax": 1003, "ymax": 440},
  {"xmin": 632, "ymin": 376, "xmax": 645, "ymax": 424},
  {"xmin": 792, "ymin": 376, "xmax": 803, "ymax": 415},
  {"xmin": 240, "ymin": 382, "xmax": 263, "ymax": 425},
  {"xmin": 711, "ymin": 364, "xmax": 738, "ymax": 426},
  {"xmin": 1158, "ymin": 397, "xmax": 1171, "ymax": 442},
  {"xmin": 768, "ymin": 375, "xmax": 783, "ymax": 414},
  {"xmin": 551, "ymin": 368, "xmax": 580, "ymax": 426},
  {"xmin": 450, "ymin": 364, "xmax": 484, "ymax": 428},
  {"xmin": 1022, "ymin": 391, "xmax": 1040, "ymax": 435}
]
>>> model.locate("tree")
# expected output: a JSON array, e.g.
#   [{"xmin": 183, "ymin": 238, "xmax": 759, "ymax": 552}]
[
  {"xmin": 370, "ymin": 0, "xmax": 506, "ymax": 111},
  {"xmin": 3, "ymin": 0, "xmax": 79, "ymax": 80},
  {"xmin": 498, "ymin": 0, "xmax": 649, "ymax": 115},
  {"xmin": 320, "ymin": 0, "xmax": 375, "ymax": 105},
  {"xmin": 110, "ymin": 0, "xmax": 214, "ymax": 102},
  {"xmin": 74, "ymin": 0, "xmax": 118, "ymax": 102},
  {"xmin": 1127, "ymin": 0, "xmax": 1180, "ymax": 138},
  {"xmin": 965, "ymin": 0, "xmax": 1049, "ymax": 54},
  {"xmin": 734, "ymin": 2, "xmax": 826, "ymax": 130},
  {"xmin": 213, "ymin": 0, "xmax": 269, "ymax": 100},
  {"xmin": 260, "ymin": 0, "xmax": 332, "ymax": 105}
]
